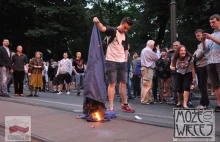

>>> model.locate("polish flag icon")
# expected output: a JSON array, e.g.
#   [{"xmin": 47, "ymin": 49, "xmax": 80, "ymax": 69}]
[
  {"xmin": 6, "ymin": 118, "xmax": 30, "ymax": 134},
  {"xmin": 9, "ymin": 125, "xmax": 29, "ymax": 133}
]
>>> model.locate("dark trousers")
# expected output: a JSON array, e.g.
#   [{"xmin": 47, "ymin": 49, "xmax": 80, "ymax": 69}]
[
  {"xmin": 43, "ymin": 76, "xmax": 46, "ymax": 91},
  {"xmin": 13, "ymin": 70, "xmax": 25, "ymax": 94},
  {"xmin": 132, "ymin": 75, "xmax": 141, "ymax": 97},
  {"xmin": 152, "ymin": 75, "xmax": 158, "ymax": 100},
  {"xmin": 197, "ymin": 66, "xmax": 210, "ymax": 106},
  {"xmin": 171, "ymin": 73, "xmax": 178, "ymax": 103}
]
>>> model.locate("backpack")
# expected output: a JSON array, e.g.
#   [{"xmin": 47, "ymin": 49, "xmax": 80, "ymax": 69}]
[
  {"xmin": 104, "ymin": 27, "xmax": 128, "ymax": 46},
  {"xmin": 135, "ymin": 60, "xmax": 141, "ymax": 76}
]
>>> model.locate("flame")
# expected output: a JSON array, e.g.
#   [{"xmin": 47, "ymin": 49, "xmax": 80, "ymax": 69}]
[{"xmin": 95, "ymin": 112, "xmax": 101, "ymax": 121}]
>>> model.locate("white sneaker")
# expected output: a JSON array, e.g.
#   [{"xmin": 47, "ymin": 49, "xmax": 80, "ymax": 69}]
[
  {"xmin": 67, "ymin": 92, "xmax": 70, "ymax": 95},
  {"xmin": 196, "ymin": 105, "xmax": 207, "ymax": 110},
  {"xmin": 57, "ymin": 91, "xmax": 62, "ymax": 95}
]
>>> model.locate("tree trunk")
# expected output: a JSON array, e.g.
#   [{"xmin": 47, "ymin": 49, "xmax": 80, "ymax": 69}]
[{"xmin": 155, "ymin": 15, "xmax": 169, "ymax": 46}]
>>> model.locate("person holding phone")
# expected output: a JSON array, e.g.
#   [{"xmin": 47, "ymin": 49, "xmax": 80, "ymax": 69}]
[{"xmin": 202, "ymin": 14, "xmax": 220, "ymax": 112}]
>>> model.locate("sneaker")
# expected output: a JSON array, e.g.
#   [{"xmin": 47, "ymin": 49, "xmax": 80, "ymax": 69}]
[
  {"xmin": 121, "ymin": 104, "xmax": 135, "ymax": 113},
  {"xmin": 214, "ymin": 106, "xmax": 220, "ymax": 112},
  {"xmin": 188, "ymin": 101, "xmax": 193, "ymax": 107},
  {"xmin": 57, "ymin": 91, "xmax": 62, "ymax": 95},
  {"xmin": 34, "ymin": 95, "xmax": 39, "ymax": 97},
  {"xmin": 67, "ymin": 92, "xmax": 70, "ymax": 95},
  {"xmin": 27, "ymin": 94, "xmax": 33, "ymax": 97},
  {"xmin": 196, "ymin": 105, "xmax": 207, "ymax": 110}
]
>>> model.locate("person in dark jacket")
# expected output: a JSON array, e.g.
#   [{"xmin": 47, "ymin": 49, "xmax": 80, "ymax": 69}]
[
  {"xmin": 155, "ymin": 48, "xmax": 171, "ymax": 103},
  {"xmin": 11, "ymin": 46, "xmax": 28, "ymax": 97},
  {"xmin": 0, "ymin": 39, "xmax": 13, "ymax": 97}
]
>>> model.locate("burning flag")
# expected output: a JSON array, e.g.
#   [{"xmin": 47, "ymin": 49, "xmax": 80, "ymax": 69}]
[{"xmin": 82, "ymin": 24, "xmax": 116, "ymax": 122}]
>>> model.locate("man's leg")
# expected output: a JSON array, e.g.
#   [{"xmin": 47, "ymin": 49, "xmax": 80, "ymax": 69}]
[
  {"xmin": 13, "ymin": 71, "xmax": 19, "ymax": 95},
  {"xmin": 120, "ymin": 82, "xmax": 127, "ymax": 104},
  {"xmin": 108, "ymin": 83, "xmax": 116, "ymax": 110},
  {"xmin": 141, "ymin": 68, "xmax": 153, "ymax": 103},
  {"xmin": 171, "ymin": 73, "xmax": 178, "ymax": 104},
  {"xmin": 18, "ymin": 71, "xmax": 25, "ymax": 95},
  {"xmin": 65, "ymin": 73, "xmax": 71, "ymax": 93},
  {"xmin": 127, "ymin": 72, "xmax": 132, "ymax": 99},
  {"xmin": 215, "ymin": 63, "xmax": 220, "ymax": 106},
  {"xmin": 198, "ymin": 66, "xmax": 209, "ymax": 106},
  {"xmin": 0, "ymin": 67, "xmax": 9, "ymax": 95},
  {"xmin": 76, "ymin": 73, "xmax": 80, "ymax": 94}
]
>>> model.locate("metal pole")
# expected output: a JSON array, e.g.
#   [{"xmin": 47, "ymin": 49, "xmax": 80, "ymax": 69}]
[{"xmin": 170, "ymin": 0, "xmax": 177, "ymax": 45}]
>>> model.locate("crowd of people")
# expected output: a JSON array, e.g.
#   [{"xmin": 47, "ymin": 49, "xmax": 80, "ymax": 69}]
[{"xmin": 0, "ymin": 14, "xmax": 219, "ymax": 113}]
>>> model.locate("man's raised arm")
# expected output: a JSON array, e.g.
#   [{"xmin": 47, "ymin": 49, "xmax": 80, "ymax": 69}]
[{"xmin": 93, "ymin": 17, "xmax": 106, "ymax": 32}]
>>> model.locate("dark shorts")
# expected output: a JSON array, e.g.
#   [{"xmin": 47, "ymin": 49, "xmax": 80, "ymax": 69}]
[
  {"xmin": 49, "ymin": 75, "xmax": 55, "ymax": 81},
  {"xmin": 175, "ymin": 72, "xmax": 192, "ymax": 93},
  {"xmin": 208, "ymin": 63, "xmax": 220, "ymax": 89},
  {"xmin": 106, "ymin": 61, "xmax": 128, "ymax": 84},
  {"xmin": 52, "ymin": 77, "xmax": 59, "ymax": 85},
  {"xmin": 57, "ymin": 73, "xmax": 71, "ymax": 84}
]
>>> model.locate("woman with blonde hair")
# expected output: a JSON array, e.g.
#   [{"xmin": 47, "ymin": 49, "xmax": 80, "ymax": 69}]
[{"xmin": 27, "ymin": 51, "xmax": 44, "ymax": 97}]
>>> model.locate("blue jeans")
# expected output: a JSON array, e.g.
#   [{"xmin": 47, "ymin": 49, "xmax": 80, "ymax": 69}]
[
  {"xmin": 76, "ymin": 73, "xmax": 85, "ymax": 92},
  {"xmin": 0, "ymin": 66, "xmax": 9, "ymax": 94}
]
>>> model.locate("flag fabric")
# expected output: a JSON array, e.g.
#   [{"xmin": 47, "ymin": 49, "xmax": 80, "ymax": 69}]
[{"xmin": 83, "ymin": 24, "xmax": 107, "ymax": 104}]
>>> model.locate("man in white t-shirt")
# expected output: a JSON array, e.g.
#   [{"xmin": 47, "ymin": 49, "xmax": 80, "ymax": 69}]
[{"xmin": 93, "ymin": 17, "xmax": 135, "ymax": 113}]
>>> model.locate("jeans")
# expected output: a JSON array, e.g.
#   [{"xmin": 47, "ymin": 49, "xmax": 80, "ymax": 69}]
[
  {"xmin": 76, "ymin": 73, "xmax": 85, "ymax": 92},
  {"xmin": 0, "ymin": 66, "xmax": 9, "ymax": 94}
]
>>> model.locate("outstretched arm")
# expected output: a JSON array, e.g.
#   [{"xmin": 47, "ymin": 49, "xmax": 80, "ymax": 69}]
[{"xmin": 93, "ymin": 17, "xmax": 106, "ymax": 32}]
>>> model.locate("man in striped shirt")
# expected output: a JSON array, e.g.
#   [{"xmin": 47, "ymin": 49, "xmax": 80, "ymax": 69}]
[{"xmin": 203, "ymin": 14, "xmax": 220, "ymax": 112}]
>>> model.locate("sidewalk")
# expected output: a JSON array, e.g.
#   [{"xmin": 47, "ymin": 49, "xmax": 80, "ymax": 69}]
[{"xmin": 0, "ymin": 101, "xmax": 174, "ymax": 142}]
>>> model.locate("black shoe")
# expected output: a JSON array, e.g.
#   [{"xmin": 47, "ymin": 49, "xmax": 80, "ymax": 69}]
[
  {"xmin": 27, "ymin": 95, "xmax": 33, "ymax": 97},
  {"xmin": 77, "ymin": 92, "xmax": 80, "ymax": 96},
  {"xmin": 34, "ymin": 95, "xmax": 39, "ymax": 97},
  {"xmin": 1, "ymin": 93, "xmax": 10, "ymax": 97},
  {"xmin": 215, "ymin": 106, "xmax": 220, "ymax": 112}
]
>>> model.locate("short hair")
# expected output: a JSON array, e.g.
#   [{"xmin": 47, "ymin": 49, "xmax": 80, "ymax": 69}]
[
  {"xmin": 194, "ymin": 29, "xmax": 203, "ymax": 34},
  {"xmin": 121, "ymin": 17, "xmax": 133, "ymax": 26},
  {"xmin": 173, "ymin": 41, "xmax": 181, "ymax": 45},
  {"xmin": 210, "ymin": 14, "xmax": 220, "ymax": 21},
  {"xmin": 17, "ymin": 45, "xmax": 22, "ymax": 48},
  {"xmin": 76, "ymin": 52, "xmax": 81, "ymax": 55},
  {"xmin": 35, "ymin": 51, "xmax": 42, "ymax": 57},
  {"xmin": 3, "ymin": 39, "xmax": 9, "ymax": 42},
  {"xmin": 63, "ymin": 52, "xmax": 68, "ymax": 55},
  {"xmin": 146, "ymin": 40, "xmax": 155, "ymax": 47}
]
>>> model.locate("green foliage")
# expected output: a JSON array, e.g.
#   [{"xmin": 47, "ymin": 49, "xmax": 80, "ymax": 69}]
[{"xmin": 0, "ymin": 0, "xmax": 219, "ymax": 60}]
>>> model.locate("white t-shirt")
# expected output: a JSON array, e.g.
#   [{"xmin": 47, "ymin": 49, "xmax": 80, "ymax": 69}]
[{"xmin": 105, "ymin": 27, "xmax": 128, "ymax": 62}]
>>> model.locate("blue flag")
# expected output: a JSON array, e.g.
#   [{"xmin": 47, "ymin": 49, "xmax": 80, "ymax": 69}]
[{"xmin": 83, "ymin": 24, "xmax": 107, "ymax": 103}]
